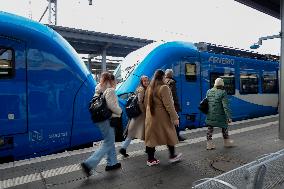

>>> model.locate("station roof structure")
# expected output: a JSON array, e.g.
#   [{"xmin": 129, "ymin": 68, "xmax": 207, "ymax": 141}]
[
  {"xmin": 48, "ymin": 25, "xmax": 155, "ymax": 57},
  {"xmin": 234, "ymin": 0, "xmax": 280, "ymax": 19}
]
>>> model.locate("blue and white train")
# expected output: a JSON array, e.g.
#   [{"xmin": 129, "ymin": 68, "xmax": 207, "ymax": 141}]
[
  {"xmin": 0, "ymin": 12, "xmax": 103, "ymax": 162},
  {"xmin": 115, "ymin": 41, "xmax": 279, "ymax": 130}
]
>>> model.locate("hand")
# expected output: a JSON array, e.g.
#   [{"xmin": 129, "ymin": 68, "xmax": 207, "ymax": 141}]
[
  {"xmin": 174, "ymin": 120, "xmax": 179, "ymax": 127},
  {"xmin": 227, "ymin": 119, "xmax": 232, "ymax": 124}
]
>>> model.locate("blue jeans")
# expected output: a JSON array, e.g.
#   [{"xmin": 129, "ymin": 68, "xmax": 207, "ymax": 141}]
[
  {"xmin": 121, "ymin": 137, "xmax": 133, "ymax": 149},
  {"xmin": 84, "ymin": 119, "xmax": 118, "ymax": 170}
]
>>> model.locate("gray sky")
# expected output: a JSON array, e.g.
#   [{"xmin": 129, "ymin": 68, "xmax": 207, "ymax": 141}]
[{"xmin": 1, "ymin": 0, "xmax": 281, "ymax": 55}]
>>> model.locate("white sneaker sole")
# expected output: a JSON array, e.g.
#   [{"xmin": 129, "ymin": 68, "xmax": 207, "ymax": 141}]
[
  {"xmin": 206, "ymin": 146, "xmax": 216, "ymax": 150},
  {"xmin": 169, "ymin": 153, "xmax": 182, "ymax": 163},
  {"xmin": 147, "ymin": 160, "xmax": 160, "ymax": 166}
]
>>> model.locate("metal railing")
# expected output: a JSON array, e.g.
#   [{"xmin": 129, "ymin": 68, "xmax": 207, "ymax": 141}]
[{"xmin": 192, "ymin": 149, "xmax": 284, "ymax": 189}]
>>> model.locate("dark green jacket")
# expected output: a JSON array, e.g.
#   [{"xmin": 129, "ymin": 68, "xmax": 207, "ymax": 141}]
[{"xmin": 205, "ymin": 87, "xmax": 231, "ymax": 128}]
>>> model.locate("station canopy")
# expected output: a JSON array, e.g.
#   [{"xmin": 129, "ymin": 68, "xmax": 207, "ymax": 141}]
[
  {"xmin": 48, "ymin": 25, "xmax": 155, "ymax": 57},
  {"xmin": 235, "ymin": 0, "xmax": 280, "ymax": 19}
]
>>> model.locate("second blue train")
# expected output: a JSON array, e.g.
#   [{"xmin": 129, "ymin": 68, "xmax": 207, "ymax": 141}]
[{"xmin": 115, "ymin": 41, "xmax": 279, "ymax": 129}]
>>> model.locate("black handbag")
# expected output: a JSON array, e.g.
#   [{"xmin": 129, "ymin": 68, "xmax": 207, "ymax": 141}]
[
  {"xmin": 89, "ymin": 93, "xmax": 112, "ymax": 123},
  {"xmin": 198, "ymin": 98, "xmax": 209, "ymax": 114},
  {"xmin": 125, "ymin": 93, "xmax": 142, "ymax": 118}
]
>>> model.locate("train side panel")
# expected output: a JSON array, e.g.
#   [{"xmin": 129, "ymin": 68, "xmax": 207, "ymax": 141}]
[
  {"xmin": 26, "ymin": 34, "xmax": 80, "ymax": 158},
  {"xmin": 199, "ymin": 52, "xmax": 278, "ymax": 124},
  {"xmin": 71, "ymin": 74, "xmax": 103, "ymax": 147}
]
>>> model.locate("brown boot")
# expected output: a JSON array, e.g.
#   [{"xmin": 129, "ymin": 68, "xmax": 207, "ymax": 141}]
[
  {"xmin": 224, "ymin": 139, "xmax": 234, "ymax": 148},
  {"xmin": 206, "ymin": 141, "xmax": 216, "ymax": 150}
]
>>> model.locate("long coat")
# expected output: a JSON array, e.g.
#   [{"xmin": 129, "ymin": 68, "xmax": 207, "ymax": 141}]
[
  {"xmin": 127, "ymin": 86, "xmax": 146, "ymax": 140},
  {"xmin": 205, "ymin": 87, "xmax": 231, "ymax": 128},
  {"xmin": 144, "ymin": 84, "xmax": 179, "ymax": 147}
]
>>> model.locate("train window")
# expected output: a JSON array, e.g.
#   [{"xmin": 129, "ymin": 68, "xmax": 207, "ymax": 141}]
[
  {"xmin": 262, "ymin": 73, "xmax": 278, "ymax": 93},
  {"xmin": 185, "ymin": 63, "xmax": 196, "ymax": 81},
  {"xmin": 113, "ymin": 64, "xmax": 122, "ymax": 83},
  {"xmin": 210, "ymin": 72, "xmax": 235, "ymax": 95},
  {"xmin": 0, "ymin": 47, "xmax": 14, "ymax": 78},
  {"xmin": 240, "ymin": 74, "xmax": 258, "ymax": 94}
]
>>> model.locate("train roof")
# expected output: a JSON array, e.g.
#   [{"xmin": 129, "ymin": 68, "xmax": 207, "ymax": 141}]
[
  {"xmin": 195, "ymin": 42, "xmax": 279, "ymax": 62},
  {"xmin": 0, "ymin": 11, "xmax": 55, "ymax": 40},
  {"xmin": 0, "ymin": 11, "xmax": 91, "ymax": 80},
  {"xmin": 140, "ymin": 41, "xmax": 279, "ymax": 62}
]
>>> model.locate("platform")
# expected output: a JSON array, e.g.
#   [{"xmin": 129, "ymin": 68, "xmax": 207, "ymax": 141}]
[{"xmin": 0, "ymin": 115, "xmax": 283, "ymax": 189}]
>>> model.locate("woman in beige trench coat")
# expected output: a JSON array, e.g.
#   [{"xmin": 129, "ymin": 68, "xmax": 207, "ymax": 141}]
[
  {"xmin": 144, "ymin": 70, "xmax": 182, "ymax": 166},
  {"xmin": 119, "ymin": 76, "xmax": 149, "ymax": 157}
]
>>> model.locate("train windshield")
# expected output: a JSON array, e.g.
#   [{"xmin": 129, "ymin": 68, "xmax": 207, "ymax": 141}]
[
  {"xmin": 114, "ymin": 41, "xmax": 163, "ymax": 83},
  {"xmin": 113, "ymin": 64, "xmax": 122, "ymax": 82}
]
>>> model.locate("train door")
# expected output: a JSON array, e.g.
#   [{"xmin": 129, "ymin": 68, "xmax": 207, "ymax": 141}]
[
  {"xmin": 0, "ymin": 37, "xmax": 27, "ymax": 136},
  {"xmin": 179, "ymin": 56, "xmax": 201, "ymax": 128}
]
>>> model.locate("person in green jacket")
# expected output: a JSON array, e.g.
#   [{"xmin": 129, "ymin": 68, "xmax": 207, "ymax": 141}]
[{"xmin": 205, "ymin": 78, "xmax": 234, "ymax": 150}]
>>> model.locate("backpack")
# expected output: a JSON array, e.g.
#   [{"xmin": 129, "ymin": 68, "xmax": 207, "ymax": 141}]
[
  {"xmin": 125, "ymin": 93, "xmax": 142, "ymax": 118},
  {"xmin": 198, "ymin": 97, "xmax": 209, "ymax": 114},
  {"xmin": 89, "ymin": 93, "xmax": 112, "ymax": 123}
]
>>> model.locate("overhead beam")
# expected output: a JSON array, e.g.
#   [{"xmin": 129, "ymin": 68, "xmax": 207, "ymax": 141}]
[{"xmin": 234, "ymin": 0, "xmax": 280, "ymax": 19}]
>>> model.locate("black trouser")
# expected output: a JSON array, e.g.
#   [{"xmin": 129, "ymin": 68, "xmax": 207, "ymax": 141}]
[
  {"xmin": 110, "ymin": 117, "xmax": 124, "ymax": 142},
  {"xmin": 175, "ymin": 115, "xmax": 181, "ymax": 138},
  {"xmin": 206, "ymin": 125, "xmax": 229, "ymax": 140},
  {"xmin": 146, "ymin": 145, "xmax": 175, "ymax": 160},
  {"xmin": 176, "ymin": 126, "xmax": 181, "ymax": 137}
]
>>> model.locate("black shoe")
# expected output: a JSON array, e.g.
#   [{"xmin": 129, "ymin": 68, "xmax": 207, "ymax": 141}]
[
  {"xmin": 119, "ymin": 148, "xmax": 129, "ymax": 158},
  {"xmin": 81, "ymin": 162, "xmax": 92, "ymax": 177},
  {"xmin": 105, "ymin": 163, "xmax": 121, "ymax": 171},
  {"xmin": 178, "ymin": 136, "xmax": 186, "ymax": 141}
]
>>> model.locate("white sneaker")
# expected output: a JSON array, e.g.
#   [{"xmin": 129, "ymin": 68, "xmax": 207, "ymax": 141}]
[
  {"xmin": 224, "ymin": 139, "xmax": 234, "ymax": 148},
  {"xmin": 206, "ymin": 141, "xmax": 216, "ymax": 150},
  {"xmin": 169, "ymin": 153, "xmax": 182, "ymax": 163},
  {"xmin": 147, "ymin": 159, "xmax": 160, "ymax": 167}
]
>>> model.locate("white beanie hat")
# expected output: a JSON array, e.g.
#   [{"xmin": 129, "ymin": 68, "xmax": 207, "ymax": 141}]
[
  {"xmin": 214, "ymin": 78, "xmax": 224, "ymax": 87},
  {"xmin": 165, "ymin": 69, "xmax": 173, "ymax": 77}
]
